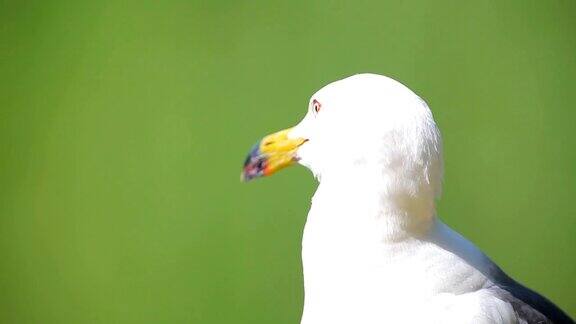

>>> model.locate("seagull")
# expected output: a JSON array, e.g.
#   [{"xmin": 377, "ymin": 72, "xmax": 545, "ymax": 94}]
[{"xmin": 241, "ymin": 74, "xmax": 574, "ymax": 324}]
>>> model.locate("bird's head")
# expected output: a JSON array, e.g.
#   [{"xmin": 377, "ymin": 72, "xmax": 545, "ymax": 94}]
[{"xmin": 242, "ymin": 73, "xmax": 443, "ymax": 200}]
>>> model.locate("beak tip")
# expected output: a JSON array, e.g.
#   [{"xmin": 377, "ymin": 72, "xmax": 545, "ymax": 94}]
[{"xmin": 241, "ymin": 144, "xmax": 266, "ymax": 182}]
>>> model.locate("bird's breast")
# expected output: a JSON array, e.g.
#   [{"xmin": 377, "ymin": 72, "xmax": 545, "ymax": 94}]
[
  {"xmin": 301, "ymin": 206, "xmax": 491, "ymax": 322},
  {"xmin": 301, "ymin": 207, "xmax": 433, "ymax": 304}
]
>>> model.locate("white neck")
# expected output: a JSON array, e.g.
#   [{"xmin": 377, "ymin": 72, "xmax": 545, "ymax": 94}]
[
  {"xmin": 311, "ymin": 165, "xmax": 437, "ymax": 243},
  {"xmin": 301, "ymin": 169, "xmax": 444, "ymax": 323}
]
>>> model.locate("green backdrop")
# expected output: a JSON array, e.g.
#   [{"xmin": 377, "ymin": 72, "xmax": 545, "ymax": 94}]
[{"xmin": 1, "ymin": 1, "xmax": 574, "ymax": 323}]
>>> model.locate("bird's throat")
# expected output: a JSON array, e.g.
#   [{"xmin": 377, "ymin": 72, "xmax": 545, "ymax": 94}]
[{"xmin": 307, "ymin": 175, "xmax": 437, "ymax": 243}]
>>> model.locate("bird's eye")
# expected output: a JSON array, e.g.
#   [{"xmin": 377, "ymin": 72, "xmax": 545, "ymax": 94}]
[{"xmin": 312, "ymin": 99, "xmax": 321, "ymax": 113}]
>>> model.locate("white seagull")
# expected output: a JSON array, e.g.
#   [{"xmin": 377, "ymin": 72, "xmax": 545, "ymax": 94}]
[{"xmin": 242, "ymin": 74, "xmax": 573, "ymax": 324}]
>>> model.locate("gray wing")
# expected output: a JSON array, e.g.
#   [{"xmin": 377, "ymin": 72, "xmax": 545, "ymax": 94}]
[
  {"xmin": 429, "ymin": 221, "xmax": 573, "ymax": 323},
  {"xmin": 488, "ymin": 270, "xmax": 574, "ymax": 324}
]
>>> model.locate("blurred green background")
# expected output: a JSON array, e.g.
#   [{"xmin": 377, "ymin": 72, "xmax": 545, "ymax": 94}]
[{"xmin": 1, "ymin": 1, "xmax": 574, "ymax": 323}]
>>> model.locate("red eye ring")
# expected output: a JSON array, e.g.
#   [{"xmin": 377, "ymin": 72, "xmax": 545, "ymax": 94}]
[{"xmin": 312, "ymin": 99, "xmax": 321, "ymax": 113}]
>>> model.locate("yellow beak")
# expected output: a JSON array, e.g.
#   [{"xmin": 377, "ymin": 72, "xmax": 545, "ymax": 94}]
[{"xmin": 241, "ymin": 128, "xmax": 307, "ymax": 181}]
